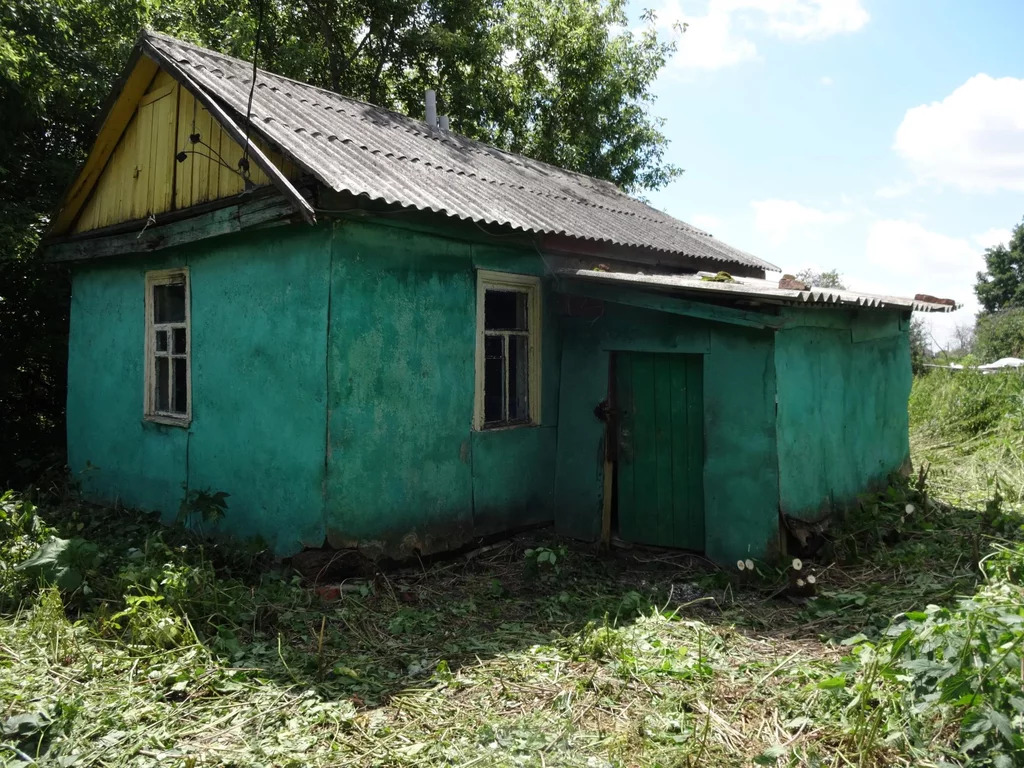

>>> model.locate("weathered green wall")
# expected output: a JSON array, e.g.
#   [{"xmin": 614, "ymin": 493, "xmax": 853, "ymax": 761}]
[
  {"xmin": 554, "ymin": 303, "xmax": 780, "ymax": 564},
  {"xmin": 67, "ymin": 254, "xmax": 190, "ymax": 514},
  {"xmin": 68, "ymin": 219, "xmax": 562, "ymax": 558},
  {"xmin": 775, "ymin": 310, "xmax": 912, "ymax": 520},
  {"xmin": 185, "ymin": 228, "xmax": 331, "ymax": 550},
  {"xmin": 323, "ymin": 222, "xmax": 559, "ymax": 556},
  {"xmin": 67, "ymin": 225, "xmax": 332, "ymax": 553},
  {"xmin": 68, "ymin": 216, "xmax": 910, "ymax": 564}
]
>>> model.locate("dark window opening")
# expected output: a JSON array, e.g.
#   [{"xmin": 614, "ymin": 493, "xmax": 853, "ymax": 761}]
[
  {"xmin": 484, "ymin": 336, "xmax": 505, "ymax": 423},
  {"xmin": 154, "ymin": 283, "xmax": 185, "ymax": 324},
  {"xmin": 482, "ymin": 287, "xmax": 531, "ymax": 427},
  {"xmin": 485, "ymin": 289, "xmax": 528, "ymax": 331}
]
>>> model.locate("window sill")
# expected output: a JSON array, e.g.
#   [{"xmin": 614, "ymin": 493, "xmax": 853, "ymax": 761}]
[
  {"xmin": 144, "ymin": 414, "xmax": 192, "ymax": 428},
  {"xmin": 476, "ymin": 421, "xmax": 539, "ymax": 433}
]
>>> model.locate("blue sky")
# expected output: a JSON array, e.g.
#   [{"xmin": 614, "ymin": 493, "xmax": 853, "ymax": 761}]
[{"xmin": 634, "ymin": 0, "xmax": 1024, "ymax": 348}]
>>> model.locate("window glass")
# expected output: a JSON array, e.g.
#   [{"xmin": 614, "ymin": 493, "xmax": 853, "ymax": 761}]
[
  {"xmin": 508, "ymin": 334, "xmax": 529, "ymax": 422},
  {"xmin": 155, "ymin": 357, "xmax": 170, "ymax": 412},
  {"xmin": 154, "ymin": 283, "xmax": 185, "ymax": 324},
  {"xmin": 484, "ymin": 290, "xmax": 528, "ymax": 331},
  {"xmin": 172, "ymin": 327, "xmax": 187, "ymax": 354},
  {"xmin": 173, "ymin": 358, "xmax": 188, "ymax": 413},
  {"xmin": 483, "ymin": 335, "xmax": 505, "ymax": 423}
]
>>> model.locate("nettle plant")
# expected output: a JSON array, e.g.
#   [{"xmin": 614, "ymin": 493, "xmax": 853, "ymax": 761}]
[
  {"xmin": 176, "ymin": 488, "xmax": 229, "ymax": 531},
  {"xmin": 524, "ymin": 545, "xmax": 568, "ymax": 582},
  {"xmin": 832, "ymin": 545, "xmax": 1024, "ymax": 766}
]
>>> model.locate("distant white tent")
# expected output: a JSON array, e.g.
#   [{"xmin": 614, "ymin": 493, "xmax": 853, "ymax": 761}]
[
  {"xmin": 977, "ymin": 358, "xmax": 1024, "ymax": 372},
  {"xmin": 924, "ymin": 357, "xmax": 1024, "ymax": 373}
]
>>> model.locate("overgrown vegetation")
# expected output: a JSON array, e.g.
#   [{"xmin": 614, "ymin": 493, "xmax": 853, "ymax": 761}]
[
  {"xmin": 910, "ymin": 369, "xmax": 1024, "ymax": 506},
  {"xmin": 3, "ymin": 371, "xmax": 1024, "ymax": 765}
]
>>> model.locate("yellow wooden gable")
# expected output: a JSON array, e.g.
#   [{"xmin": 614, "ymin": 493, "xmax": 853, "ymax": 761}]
[{"xmin": 56, "ymin": 63, "xmax": 299, "ymax": 236}]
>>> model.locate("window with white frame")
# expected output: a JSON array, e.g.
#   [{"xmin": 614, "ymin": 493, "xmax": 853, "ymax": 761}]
[
  {"xmin": 474, "ymin": 270, "xmax": 541, "ymax": 429},
  {"xmin": 144, "ymin": 269, "xmax": 191, "ymax": 424}
]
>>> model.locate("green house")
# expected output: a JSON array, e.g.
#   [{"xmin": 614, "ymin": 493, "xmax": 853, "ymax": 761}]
[{"xmin": 45, "ymin": 31, "xmax": 954, "ymax": 565}]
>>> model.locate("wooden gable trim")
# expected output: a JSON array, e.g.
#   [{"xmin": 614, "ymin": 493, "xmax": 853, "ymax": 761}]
[
  {"xmin": 46, "ymin": 191, "xmax": 302, "ymax": 262},
  {"xmin": 50, "ymin": 52, "xmax": 160, "ymax": 235},
  {"xmin": 139, "ymin": 38, "xmax": 316, "ymax": 226},
  {"xmin": 49, "ymin": 36, "xmax": 315, "ymax": 240}
]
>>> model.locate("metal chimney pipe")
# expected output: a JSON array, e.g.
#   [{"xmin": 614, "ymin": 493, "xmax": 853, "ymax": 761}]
[
  {"xmin": 439, "ymin": 115, "xmax": 450, "ymax": 134},
  {"xmin": 425, "ymin": 90, "xmax": 437, "ymax": 129}
]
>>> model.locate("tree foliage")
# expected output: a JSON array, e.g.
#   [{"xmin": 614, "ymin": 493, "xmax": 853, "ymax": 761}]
[
  {"xmin": 0, "ymin": 0, "xmax": 683, "ymax": 482},
  {"xmin": 975, "ymin": 308, "xmax": 1024, "ymax": 363},
  {"xmin": 794, "ymin": 268, "xmax": 845, "ymax": 289},
  {"xmin": 909, "ymin": 316, "xmax": 930, "ymax": 376},
  {"xmin": 975, "ymin": 219, "xmax": 1024, "ymax": 313}
]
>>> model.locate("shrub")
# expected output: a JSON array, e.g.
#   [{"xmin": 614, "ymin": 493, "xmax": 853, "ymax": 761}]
[{"xmin": 975, "ymin": 308, "xmax": 1024, "ymax": 363}]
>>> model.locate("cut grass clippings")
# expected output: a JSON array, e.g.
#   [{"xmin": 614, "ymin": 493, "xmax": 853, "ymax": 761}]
[{"xmin": 2, "ymin": 369, "xmax": 1023, "ymax": 767}]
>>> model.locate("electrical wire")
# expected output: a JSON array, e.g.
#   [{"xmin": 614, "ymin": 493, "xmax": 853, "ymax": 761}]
[
  {"xmin": 176, "ymin": 149, "xmax": 243, "ymax": 176},
  {"xmin": 194, "ymin": 138, "xmax": 236, "ymax": 175},
  {"xmin": 241, "ymin": 0, "xmax": 265, "ymax": 179}
]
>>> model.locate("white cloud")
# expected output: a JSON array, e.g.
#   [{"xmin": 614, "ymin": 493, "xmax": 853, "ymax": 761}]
[
  {"xmin": 974, "ymin": 228, "xmax": 1012, "ymax": 250},
  {"xmin": 722, "ymin": 0, "xmax": 869, "ymax": 40},
  {"xmin": 874, "ymin": 180, "xmax": 917, "ymax": 199},
  {"xmin": 751, "ymin": 199, "xmax": 850, "ymax": 244},
  {"xmin": 689, "ymin": 213, "xmax": 724, "ymax": 232},
  {"xmin": 863, "ymin": 220, "xmax": 985, "ymax": 348},
  {"xmin": 654, "ymin": 1, "xmax": 757, "ymax": 70},
  {"xmin": 653, "ymin": 0, "xmax": 868, "ymax": 71},
  {"xmin": 819, "ymin": 75, "xmax": 833, "ymax": 86},
  {"xmin": 894, "ymin": 74, "xmax": 1024, "ymax": 192}
]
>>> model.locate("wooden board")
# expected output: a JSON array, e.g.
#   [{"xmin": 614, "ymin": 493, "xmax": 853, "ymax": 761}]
[
  {"xmin": 70, "ymin": 63, "xmax": 299, "ymax": 235},
  {"xmin": 615, "ymin": 352, "xmax": 705, "ymax": 550},
  {"xmin": 48, "ymin": 194, "xmax": 299, "ymax": 262}
]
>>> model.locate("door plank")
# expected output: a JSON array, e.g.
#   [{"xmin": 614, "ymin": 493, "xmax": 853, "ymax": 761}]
[
  {"xmin": 616, "ymin": 354, "xmax": 635, "ymax": 542},
  {"xmin": 685, "ymin": 356, "xmax": 705, "ymax": 548},
  {"xmin": 653, "ymin": 354, "xmax": 675, "ymax": 546},
  {"xmin": 629, "ymin": 354, "xmax": 659, "ymax": 544},
  {"xmin": 668, "ymin": 355, "xmax": 688, "ymax": 548}
]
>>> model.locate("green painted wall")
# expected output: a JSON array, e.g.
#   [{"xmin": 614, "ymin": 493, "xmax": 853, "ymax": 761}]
[
  {"xmin": 775, "ymin": 310, "xmax": 912, "ymax": 520},
  {"xmin": 68, "ymin": 219, "xmax": 563, "ymax": 558},
  {"xmin": 554, "ymin": 303, "xmax": 780, "ymax": 564},
  {"xmin": 67, "ymin": 225, "xmax": 332, "ymax": 553},
  {"xmin": 67, "ymin": 256, "xmax": 189, "ymax": 515},
  {"xmin": 66, "ymin": 213, "xmax": 912, "ymax": 565},
  {"xmin": 323, "ymin": 221, "xmax": 559, "ymax": 556},
  {"xmin": 185, "ymin": 227, "xmax": 331, "ymax": 551}
]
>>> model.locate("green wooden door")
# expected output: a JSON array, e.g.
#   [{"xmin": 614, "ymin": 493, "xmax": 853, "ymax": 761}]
[{"xmin": 615, "ymin": 352, "xmax": 705, "ymax": 550}]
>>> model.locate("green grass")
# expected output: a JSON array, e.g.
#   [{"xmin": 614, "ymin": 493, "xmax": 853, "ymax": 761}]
[{"xmin": 2, "ymin": 370, "xmax": 1024, "ymax": 766}]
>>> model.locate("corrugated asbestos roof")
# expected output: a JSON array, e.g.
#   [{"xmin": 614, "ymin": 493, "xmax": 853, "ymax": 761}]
[
  {"xmin": 141, "ymin": 31, "xmax": 779, "ymax": 272},
  {"xmin": 560, "ymin": 269, "xmax": 958, "ymax": 312}
]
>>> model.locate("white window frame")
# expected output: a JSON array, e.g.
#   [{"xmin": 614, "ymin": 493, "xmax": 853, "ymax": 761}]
[
  {"xmin": 474, "ymin": 270, "xmax": 542, "ymax": 430},
  {"xmin": 144, "ymin": 268, "xmax": 192, "ymax": 426}
]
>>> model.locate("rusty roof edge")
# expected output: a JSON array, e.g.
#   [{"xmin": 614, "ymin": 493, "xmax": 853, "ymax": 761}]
[{"xmin": 559, "ymin": 269, "xmax": 958, "ymax": 313}]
